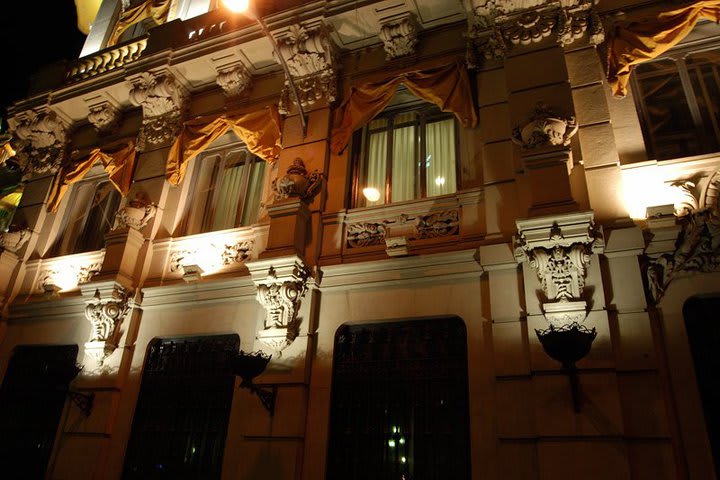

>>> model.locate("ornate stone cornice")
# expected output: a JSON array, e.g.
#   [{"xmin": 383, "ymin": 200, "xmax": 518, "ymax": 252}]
[
  {"xmin": 128, "ymin": 71, "xmax": 188, "ymax": 150},
  {"xmin": 378, "ymin": 13, "xmax": 419, "ymax": 60},
  {"xmin": 113, "ymin": 198, "xmax": 157, "ymax": 231},
  {"xmin": 512, "ymin": 103, "xmax": 578, "ymax": 149},
  {"xmin": 84, "ymin": 285, "xmax": 133, "ymax": 366},
  {"xmin": 271, "ymin": 158, "xmax": 323, "ymax": 202},
  {"xmin": 216, "ymin": 63, "xmax": 252, "ymax": 98},
  {"xmin": 87, "ymin": 102, "xmax": 121, "ymax": 135},
  {"xmin": 11, "ymin": 109, "xmax": 70, "ymax": 175},
  {"xmin": 274, "ymin": 21, "xmax": 339, "ymax": 114}
]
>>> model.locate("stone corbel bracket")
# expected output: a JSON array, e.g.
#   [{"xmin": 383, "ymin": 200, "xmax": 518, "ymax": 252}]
[
  {"xmin": 10, "ymin": 108, "xmax": 70, "ymax": 175},
  {"xmin": 271, "ymin": 158, "xmax": 323, "ymax": 202},
  {"xmin": 215, "ymin": 61, "xmax": 253, "ymax": 98},
  {"xmin": 247, "ymin": 256, "xmax": 312, "ymax": 356},
  {"xmin": 378, "ymin": 12, "xmax": 419, "ymax": 60},
  {"xmin": 113, "ymin": 197, "xmax": 157, "ymax": 231},
  {"xmin": 512, "ymin": 102, "xmax": 578, "ymax": 150},
  {"xmin": 82, "ymin": 283, "xmax": 134, "ymax": 366},
  {"xmin": 128, "ymin": 71, "xmax": 188, "ymax": 150},
  {"xmin": 0, "ymin": 228, "xmax": 32, "ymax": 254},
  {"xmin": 273, "ymin": 20, "xmax": 339, "ymax": 114},
  {"xmin": 515, "ymin": 211, "xmax": 603, "ymax": 326},
  {"xmin": 85, "ymin": 95, "xmax": 122, "ymax": 136}
]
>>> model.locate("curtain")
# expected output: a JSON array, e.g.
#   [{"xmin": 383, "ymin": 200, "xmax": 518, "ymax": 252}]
[
  {"xmin": 108, "ymin": 0, "xmax": 171, "ymax": 46},
  {"xmin": 391, "ymin": 114, "xmax": 417, "ymax": 202},
  {"xmin": 331, "ymin": 62, "xmax": 478, "ymax": 155},
  {"xmin": 211, "ymin": 162, "xmax": 246, "ymax": 231},
  {"xmin": 47, "ymin": 141, "xmax": 136, "ymax": 213},
  {"xmin": 365, "ymin": 129, "xmax": 387, "ymax": 206},
  {"xmin": 166, "ymin": 105, "xmax": 282, "ymax": 186},
  {"xmin": 241, "ymin": 160, "xmax": 267, "ymax": 226},
  {"xmin": 425, "ymin": 118, "xmax": 456, "ymax": 197},
  {"xmin": 606, "ymin": 0, "xmax": 720, "ymax": 97}
]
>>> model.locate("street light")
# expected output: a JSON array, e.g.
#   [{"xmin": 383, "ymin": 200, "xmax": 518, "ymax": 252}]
[{"xmin": 222, "ymin": 0, "xmax": 308, "ymax": 137}]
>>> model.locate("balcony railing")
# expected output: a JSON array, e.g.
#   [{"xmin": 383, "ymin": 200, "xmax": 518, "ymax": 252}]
[{"xmin": 65, "ymin": 37, "xmax": 148, "ymax": 84}]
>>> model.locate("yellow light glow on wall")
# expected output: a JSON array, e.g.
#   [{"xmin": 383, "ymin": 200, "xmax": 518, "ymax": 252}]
[{"xmin": 621, "ymin": 165, "xmax": 691, "ymax": 219}]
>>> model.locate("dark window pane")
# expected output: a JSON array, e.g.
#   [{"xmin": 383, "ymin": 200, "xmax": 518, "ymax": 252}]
[
  {"xmin": 122, "ymin": 334, "xmax": 239, "ymax": 480},
  {"xmin": 76, "ymin": 182, "xmax": 121, "ymax": 253},
  {"xmin": 687, "ymin": 49, "xmax": 720, "ymax": 153},
  {"xmin": 327, "ymin": 317, "xmax": 470, "ymax": 480},
  {"xmin": 0, "ymin": 345, "xmax": 79, "ymax": 480}
]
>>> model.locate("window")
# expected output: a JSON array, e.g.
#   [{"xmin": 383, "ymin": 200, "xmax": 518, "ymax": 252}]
[
  {"xmin": 632, "ymin": 44, "xmax": 720, "ymax": 160},
  {"xmin": 352, "ymin": 92, "xmax": 459, "ymax": 208},
  {"xmin": 327, "ymin": 317, "xmax": 471, "ymax": 480},
  {"xmin": 0, "ymin": 345, "xmax": 79, "ymax": 480},
  {"xmin": 123, "ymin": 334, "xmax": 239, "ymax": 479},
  {"xmin": 183, "ymin": 134, "xmax": 267, "ymax": 235},
  {"xmin": 54, "ymin": 178, "xmax": 121, "ymax": 256}
]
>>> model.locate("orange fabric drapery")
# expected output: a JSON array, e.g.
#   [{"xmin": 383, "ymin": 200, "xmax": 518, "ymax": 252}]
[
  {"xmin": 606, "ymin": 1, "xmax": 720, "ymax": 98},
  {"xmin": 166, "ymin": 105, "xmax": 283, "ymax": 186},
  {"xmin": 330, "ymin": 62, "xmax": 478, "ymax": 155},
  {"xmin": 108, "ymin": 0, "xmax": 171, "ymax": 46},
  {"xmin": 47, "ymin": 141, "xmax": 137, "ymax": 213}
]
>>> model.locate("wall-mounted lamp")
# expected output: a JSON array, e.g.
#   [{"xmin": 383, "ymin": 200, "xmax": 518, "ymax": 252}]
[
  {"xmin": 221, "ymin": 0, "xmax": 308, "ymax": 136},
  {"xmin": 535, "ymin": 322, "xmax": 597, "ymax": 412},
  {"xmin": 230, "ymin": 350, "xmax": 276, "ymax": 415}
]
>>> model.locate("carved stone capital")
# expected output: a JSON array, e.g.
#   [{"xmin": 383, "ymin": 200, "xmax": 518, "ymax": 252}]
[
  {"xmin": 216, "ymin": 63, "xmax": 252, "ymax": 98},
  {"xmin": 113, "ymin": 198, "xmax": 157, "ymax": 231},
  {"xmin": 272, "ymin": 158, "xmax": 323, "ymax": 202},
  {"xmin": 378, "ymin": 13, "xmax": 419, "ymax": 60},
  {"xmin": 11, "ymin": 109, "xmax": 70, "ymax": 175},
  {"xmin": 87, "ymin": 102, "xmax": 121, "ymax": 135},
  {"xmin": 128, "ymin": 71, "xmax": 188, "ymax": 149},
  {"xmin": 84, "ymin": 285, "xmax": 133, "ymax": 365},
  {"xmin": 512, "ymin": 103, "xmax": 578, "ymax": 149},
  {"xmin": 274, "ymin": 22, "xmax": 339, "ymax": 113}
]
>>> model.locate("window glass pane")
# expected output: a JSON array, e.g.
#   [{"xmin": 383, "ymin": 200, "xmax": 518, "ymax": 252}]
[
  {"xmin": 364, "ymin": 130, "xmax": 388, "ymax": 206},
  {"xmin": 186, "ymin": 155, "xmax": 221, "ymax": 234},
  {"xmin": 425, "ymin": 118, "xmax": 457, "ymax": 197},
  {"xmin": 391, "ymin": 125, "xmax": 417, "ymax": 202},
  {"xmin": 369, "ymin": 118, "xmax": 388, "ymax": 130},
  {"xmin": 211, "ymin": 151, "xmax": 247, "ymax": 231},
  {"xmin": 686, "ymin": 49, "xmax": 720, "ymax": 153},
  {"xmin": 240, "ymin": 159, "xmax": 267, "ymax": 226},
  {"xmin": 54, "ymin": 181, "xmax": 98, "ymax": 255},
  {"xmin": 76, "ymin": 182, "xmax": 121, "ymax": 253},
  {"xmin": 635, "ymin": 58, "xmax": 701, "ymax": 159}
]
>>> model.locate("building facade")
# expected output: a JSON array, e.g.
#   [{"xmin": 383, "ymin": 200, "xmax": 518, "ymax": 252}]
[{"xmin": 0, "ymin": 0, "xmax": 719, "ymax": 478}]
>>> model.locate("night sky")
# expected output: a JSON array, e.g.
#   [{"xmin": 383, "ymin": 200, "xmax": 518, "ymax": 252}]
[{"xmin": 0, "ymin": 1, "xmax": 87, "ymax": 124}]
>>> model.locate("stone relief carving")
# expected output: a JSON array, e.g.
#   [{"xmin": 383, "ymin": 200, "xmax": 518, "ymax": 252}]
[
  {"xmin": 503, "ymin": 11, "xmax": 556, "ymax": 45},
  {"xmin": 220, "ymin": 240, "xmax": 254, "ymax": 265},
  {"xmin": 12, "ymin": 110, "xmax": 69, "ymax": 175},
  {"xmin": 347, "ymin": 222, "xmax": 387, "ymax": 248},
  {"xmin": 113, "ymin": 198, "xmax": 157, "ymax": 230},
  {"xmin": 415, "ymin": 210, "xmax": 460, "ymax": 239},
  {"xmin": 168, "ymin": 240, "xmax": 253, "ymax": 273},
  {"xmin": 271, "ymin": 158, "xmax": 323, "ymax": 201},
  {"xmin": 87, "ymin": 103, "xmax": 121, "ymax": 135},
  {"xmin": 346, "ymin": 209, "xmax": 460, "ymax": 249},
  {"xmin": 378, "ymin": 14, "xmax": 418, "ymax": 60},
  {"xmin": 216, "ymin": 64, "xmax": 252, "ymax": 98},
  {"xmin": 275, "ymin": 23, "xmax": 338, "ymax": 113},
  {"xmin": 0, "ymin": 228, "xmax": 32, "ymax": 254},
  {"xmin": 38, "ymin": 262, "xmax": 102, "ymax": 292},
  {"xmin": 255, "ymin": 263, "xmax": 310, "ymax": 354},
  {"xmin": 84, "ymin": 286, "xmax": 133, "ymax": 366},
  {"xmin": 668, "ymin": 180, "xmax": 699, "ymax": 217},
  {"xmin": 128, "ymin": 72, "xmax": 188, "ymax": 150},
  {"xmin": 512, "ymin": 103, "xmax": 578, "ymax": 149}
]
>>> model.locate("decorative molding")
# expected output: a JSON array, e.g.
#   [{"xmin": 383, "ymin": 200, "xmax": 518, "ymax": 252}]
[
  {"xmin": 87, "ymin": 102, "xmax": 121, "ymax": 135},
  {"xmin": 11, "ymin": 109, "xmax": 69, "ymax": 175},
  {"xmin": 346, "ymin": 209, "xmax": 460, "ymax": 250},
  {"xmin": 347, "ymin": 222, "xmax": 387, "ymax": 248},
  {"xmin": 503, "ymin": 11, "xmax": 556, "ymax": 45},
  {"xmin": 169, "ymin": 240, "xmax": 253, "ymax": 274},
  {"xmin": 128, "ymin": 72, "xmax": 188, "ymax": 150},
  {"xmin": 39, "ymin": 261, "xmax": 102, "ymax": 292},
  {"xmin": 415, "ymin": 210, "xmax": 460, "ymax": 239},
  {"xmin": 271, "ymin": 158, "xmax": 323, "ymax": 201},
  {"xmin": 668, "ymin": 180, "xmax": 699, "ymax": 217},
  {"xmin": 83, "ymin": 286, "xmax": 132, "ymax": 366},
  {"xmin": 378, "ymin": 13, "xmax": 419, "ymax": 60},
  {"xmin": 512, "ymin": 103, "xmax": 578, "ymax": 149},
  {"xmin": 0, "ymin": 228, "xmax": 32, "ymax": 254},
  {"xmin": 702, "ymin": 169, "xmax": 720, "ymax": 211},
  {"xmin": 274, "ymin": 22, "xmax": 339, "ymax": 113},
  {"xmin": 113, "ymin": 198, "xmax": 157, "ymax": 230},
  {"xmin": 216, "ymin": 63, "xmax": 252, "ymax": 98}
]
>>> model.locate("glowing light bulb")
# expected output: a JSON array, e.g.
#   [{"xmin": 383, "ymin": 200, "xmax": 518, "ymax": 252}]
[
  {"xmin": 435, "ymin": 176, "xmax": 446, "ymax": 186},
  {"xmin": 363, "ymin": 187, "xmax": 381, "ymax": 202},
  {"xmin": 388, "ymin": 439, "xmax": 396, "ymax": 448},
  {"xmin": 400, "ymin": 456, "xmax": 407, "ymax": 463},
  {"xmin": 222, "ymin": 0, "xmax": 250, "ymax": 13}
]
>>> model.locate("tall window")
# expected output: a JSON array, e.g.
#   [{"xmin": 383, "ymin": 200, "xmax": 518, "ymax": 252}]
[
  {"xmin": 327, "ymin": 317, "xmax": 471, "ymax": 480},
  {"xmin": 184, "ymin": 136, "xmax": 266, "ymax": 235},
  {"xmin": 353, "ymin": 94, "xmax": 458, "ymax": 208},
  {"xmin": 123, "ymin": 334, "xmax": 239, "ymax": 480},
  {"xmin": 0, "ymin": 345, "xmax": 79, "ymax": 480},
  {"xmin": 54, "ymin": 179, "xmax": 121, "ymax": 256},
  {"xmin": 632, "ymin": 46, "xmax": 720, "ymax": 160}
]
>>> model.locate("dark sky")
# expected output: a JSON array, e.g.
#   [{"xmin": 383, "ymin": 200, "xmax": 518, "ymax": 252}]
[{"xmin": 0, "ymin": 1, "xmax": 87, "ymax": 124}]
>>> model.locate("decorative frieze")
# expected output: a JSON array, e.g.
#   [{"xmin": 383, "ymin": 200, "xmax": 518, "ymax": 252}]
[
  {"xmin": 512, "ymin": 103, "xmax": 578, "ymax": 149},
  {"xmin": 113, "ymin": 198, "xmax": 157, "ymax": 231},
  {"xmin": 169, "ymin": 240, "xmax": 253, "ymax": 274},
  {"xmin": 11, "ymin": 109, "xmax": 69, "ymax": 175},
  {"xmin": 378, "ymin": 14, "xmax": 419, "ymax": 60},
  {"xmin": 128, "ymin": 71, "xmax": 188, "ymax": 150},
  {"xmin": 216, "ymin": 63, "xmax": 252, "ymax": 98},
  {"xmin": 274, "ymin": 22, "xmax": 339, "ymax": 113},
  {"xmin": 347, "ymin": 222, "xmax": 387, "ymax": 248},
  {"xmin": 346, "ymin": 209, "xmax": 460, "ymax": 249},
  {"xmin": 87, "ymin": 102, "xmax": 121, "ymax": 135},
  {"xmin": 39, "ymin": 261, "xmax": 102, "ymax": 293},
  {"xmin": 272, "ymin": 158, "xmax": 323, "ymax": 201},
  {"xmin": 84, "ymin": 286, "xmax": 133, "ymax": 366}
]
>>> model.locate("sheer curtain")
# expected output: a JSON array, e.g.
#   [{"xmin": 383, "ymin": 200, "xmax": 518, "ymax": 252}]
[
  {"xmin": 365, "ymin": 130, "xmax": 388, "ymax": 206},
  {"xmin": 425, "ymin": 118, "xmax": 456, "ymax": 197},
  {"xmin": 211, "ymin": 160, "xmax": 246, "ymax": 231},
  {"xmin": 186, "ymin": 156, "xmax": 219, "ymax": 234},
  {"xmin": 241, "ymin": 159, "xmax": 267, "ymax": 226},
  {"xmin": 391, "ymin": 112, "xmax": 418, "ymax": 202}
]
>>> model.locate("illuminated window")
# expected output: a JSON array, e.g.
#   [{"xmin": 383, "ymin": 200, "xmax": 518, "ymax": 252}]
[
  {"xmin": 327, "ymin": 317, "xmax": 471, "ymax": 480},
  {"xmin": 0, "ymin": 345, "xmax": 79, "ymax": 479},
  {"xmin": 123, "ymin": 334, "xmax": 239, "ymax": 479},
  {"xmin": 632, "ymin": 43, "xmax": 720, "ymax": 160},
  {"xmin": 183, "ymin": 133, "xmax": 267, "ymax": 235},
  {"xmin": 53, "ymin": 176, "xmax": 121, "ymax": 256},
  {"xmin": 352, "ymin": 91, "xmax": 458, "ymax": 208}
]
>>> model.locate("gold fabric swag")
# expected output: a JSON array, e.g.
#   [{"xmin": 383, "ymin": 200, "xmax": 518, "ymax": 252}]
[
  {"xmin": 47, "ymin": 141, "xmax": 137, "ymax": 213},
  {"xmin": 166, "ymin": 105, "xmax": 283, "ymax": 186},
  {"xmin": 330, "ymin": 62, "xmax": 478, "ymax": 155},
  {"xmin": 606, "ymin": 0, "xmax": 720, "ymax": 98},
  {"xmin": 108, "ymin": 0, "xmax": 171, "ymax": 46}
]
